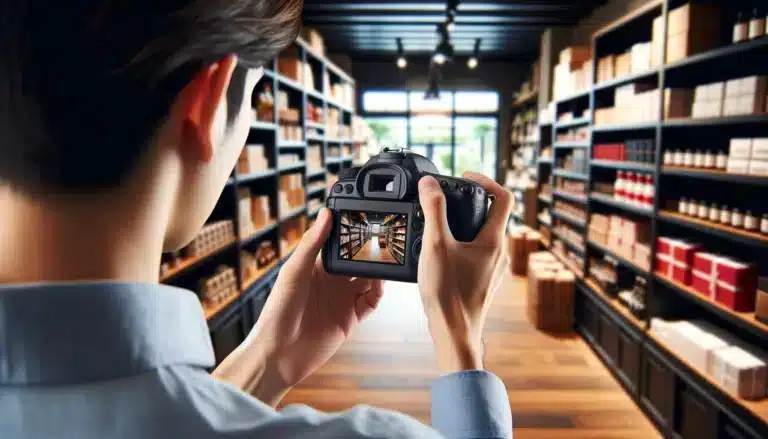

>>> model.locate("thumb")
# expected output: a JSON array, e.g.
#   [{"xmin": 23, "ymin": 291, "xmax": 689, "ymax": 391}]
[
  {"xmin": 284, "ymin": 207, "xmax": 332, "ymax": 273},
  {"xmin": 418, "ymin": 176, "xmax": 452, "ymax": 245}
]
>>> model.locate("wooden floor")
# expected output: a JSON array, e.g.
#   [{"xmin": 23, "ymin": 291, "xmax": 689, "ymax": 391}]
[
  {"xmin": 281, "ymin": 273, "xmax": 661, "ymax": 439},
  {"xmin": 353, "ymin": 237, "xmax": 397, "ymax": 264}
]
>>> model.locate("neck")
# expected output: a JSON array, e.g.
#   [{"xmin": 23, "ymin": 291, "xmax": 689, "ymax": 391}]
[{"xmin": 0, "ymin": 183, "xmax": 169, "ymax": 285}]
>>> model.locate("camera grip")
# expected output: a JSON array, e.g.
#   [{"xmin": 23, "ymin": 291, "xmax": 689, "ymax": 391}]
[{"xmin": 421, "ymin": 173, "xmax": 488, "ymax": 243}]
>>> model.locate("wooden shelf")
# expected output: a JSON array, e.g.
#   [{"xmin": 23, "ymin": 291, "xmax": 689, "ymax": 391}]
[
  {"xmin": 592, "ymin": 121, "xmax": 658, "ymax": 132},
  {"xmin": 659, "ymin": 210, "xmax": 768, "ymax": 248},
  {"xmin": 160, "ymin": 240, "xmax": 235, "ymax": 283},
  {"xmin": 240, "ymin": 221, "xmax": 278, "ymax": 246},
  {"xmin": 552, "ymin": 190, "xmax": 587, "ymax": 205},
  {"xmin": 593, "ymin": 69, "xmax": 660, "ymax": 92},
  {"xmin": 655, "ymin": 273, "xmax": 768, "ymax": 339},
  {"xmin": 662, "ymin": 166, "xmax": 768, "ymax": 186},
  {"xmin": 663, "ymin": 114, "xmax": 768, "ymax": 128},
  {"xmin": 587, "ymin": 240, "xmax": 650, "ymax": 278},
  {"xmin": 553, "ymin": 170, "xmax": 588, "ymax": 181},
  {"xmin": 552, "ymin": 228, "xmax": 585, "ymax": 255},
  {"xmin": 554, "ymin": 117, "xmax": 591, "ymax": 130},
  {"xmin": 238, "ymin": 169, "xmax": 276, "ymax": 183},
  {"xmin": 241, "ymin": 259, "xmax": 279, "ymax": 291},
  {"xmin": 554, "ymin": 141, "xmax": 589, "ymax": 148},
  {"xmin": 590, "ymin": 192, "xmax": 653, "ymax": 217},
  {"xmin": 591, "ymin": 160, "xmax": 656, "ymax": 172},
  {"xmin": 203, "ymin": 291, "xmax": 241, "ymax": 321},
  {"xmin": 551, "ymin": 209, "xmax": 587, "ymax": 228},
  {"xmin": 280, "ymin": 206, "xmax": 307, "ymax": 221},
  {"xmin": 278, "ymin": 162, "xmax": 306, "ymax": 173},
  {"xmin": 647, "ymin": 330, "xmax": 768, "ymax": 426},
  {"xmin": 584, "ymin": 278, "xmax": 645, "ymax": 331}
]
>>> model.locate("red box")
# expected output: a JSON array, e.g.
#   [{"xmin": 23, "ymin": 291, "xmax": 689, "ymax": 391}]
[
  {"xmin": 657, "ymin": 237, "xmax": 701, "ymax": 265},
  {"xmin": 691, "ymin": 253, "xmax": 758, "ymax": 312},
  {"xmin": 656, "ymin": 253, "xmax": 693, "ymax": 284}
]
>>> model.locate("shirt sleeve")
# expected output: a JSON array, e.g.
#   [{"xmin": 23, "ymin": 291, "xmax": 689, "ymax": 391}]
[{"xmin": 430, "ymin": 370, "xmax": 513, "ymax": 439}]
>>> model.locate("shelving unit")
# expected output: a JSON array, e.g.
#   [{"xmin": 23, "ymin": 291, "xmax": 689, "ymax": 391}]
[
  {"xmin": 536, "ymin": 2, "xmax": 768, "ymax": 437},
  {"xmin": 159, "ymin": 36, "xmax": 361, "ymax": 366}
]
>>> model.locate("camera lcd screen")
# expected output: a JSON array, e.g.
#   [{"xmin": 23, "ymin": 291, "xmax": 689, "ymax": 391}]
[{"xmin": 339, "ymin": 211, "xmax": 407, "ymax": 265}]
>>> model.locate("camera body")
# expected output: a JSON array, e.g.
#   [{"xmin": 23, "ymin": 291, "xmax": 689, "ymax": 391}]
[{"xmin": 322, "ymin": 148, "xmax": 489, "ymax": 282}]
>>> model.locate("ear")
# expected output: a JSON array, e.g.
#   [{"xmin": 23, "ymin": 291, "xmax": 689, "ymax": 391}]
[{"xmin": 180, "ymin": 55, "xmax": 238, "ymax": 163}]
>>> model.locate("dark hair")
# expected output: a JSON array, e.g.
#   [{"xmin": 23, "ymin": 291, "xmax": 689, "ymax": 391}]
[{"xmin": 0, "ymin": 0, "xmax": 302, "ymax": 193}]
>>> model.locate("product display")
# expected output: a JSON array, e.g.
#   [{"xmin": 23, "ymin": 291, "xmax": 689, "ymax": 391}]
[
  {"xmin": 237, "ymin": 145, "xmax": 270, "ymax": 175},
  {"xmin": 240, "ymin": 242, "xmax": 278, "ymax": 287},
  {"xmin": 280, "ymin": 215, "xmax": 307, "ymax": 255},
  {"xmin": 254, "ymin": 85, "xmax": 275, "ymax": 122},
  {"xmin": 553, "ymin": 221, "xmax": 584, "ymax": 252},
  {"xmin": 665, "ymin": 2, "xmax": 722, "ymax": 64},
  {"xmin": 237, "ymin": 188, "xmax": 274, "ymax": 238},
  {"xmin": 553, "ymin": 199, "xmax": 586, "ymax": 223},
  {"xmin": 526, "ymin": 251, "xmax": 576, "ymax": 332},
  {"xmin": 278, "ymin": 174, "xmax": 306, "ymax": 217},
  {"xmin": 507, "ymin": 225, "xmax": 542, "ymax": 275},
  {"xmin": 307, "ymin": 145, "xmax": 323, "ymax": 171},
  {"xmin": 556, "ymin": 126, "xmax": 589, "ymax": 142},
  {"xmin": 594, "ymin": 83, "xmax": 660, "ymax": 126},
  {"xmin": 617, "ymin": 277, "xmax": 649, "ymax": 320},
  {"xmin": 553, "ymin": 46, "xmax": 592, "ymax": 100},
  {"xmin": 588, "ymin": 214, "xmax": 651, "ymax": 270},
  {"xmin": 555, "ymin": 149, "xmax": 588, "ymax": 174},
  {"xmin": 593, "ymin": 139, "xmax": 654, "ymax": 163},
  {"xmin": 198, "ymin": 265, "xmax": 239, "ymax": 309},
  {"xmin": 606, "ymin": 171, "xmax": 655, "ymax": 209}
]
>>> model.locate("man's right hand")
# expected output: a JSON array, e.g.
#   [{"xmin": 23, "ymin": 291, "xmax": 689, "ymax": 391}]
[{"xmin": 417, "ymin": 172, "xmax": 513, "ymax": 374}]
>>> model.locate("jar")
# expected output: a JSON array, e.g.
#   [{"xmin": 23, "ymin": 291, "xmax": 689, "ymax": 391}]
[
  {"xmin": 687, "ymin": 199, "xmax": 699, "ymax": 216},
  {"xmin": 744, "ymin": 211, "xmax": 757, "ymax": 231},
  {"xmin": 762, "ymin": 214, "xmax": 768, "ymax": 234},
  {"xmin": 716, "ymin": 152, "xmax": 728, "ymax": 170},
  {"xmin": 704, "ymin": 151, "xmax": 715, "ymax": 168},
  {"xmin": 683, "ymin": 150, "xmax": 694, "ymax": 167},
  {"xmin": 720, "ymin": 206, "xmax": 731, "ymax": 224},
  {"xmin": 708, "ymin": 204, "xmax": 719, "ymax": 222},
  {"xmin": 673, "ymin": 150, "xmax": 684, "ymax": 166},
  {"xmin": 694, "ymin": 150, "xmax": 704, "ymax": 168},
  {"xmin": 749, "ymin": 8, "xmax": 766, "ymax": 40},
  {"xmin": 731, "ymin": 209, "xmax": 744, "ymax": 228},
  {"xmin": 679, "ymin": 198, "xmax": 689, "ymax": 214},
  {"xmin": 734, "ymin": 12, "xmax": 748, "ymax": 43},
  {"xmin": 663, "ymin": 151, "xmax": 674, "ymax": 166},
  {"xmin": 698, "ymin": 202, "xmax": 709, "ymax": 219}
]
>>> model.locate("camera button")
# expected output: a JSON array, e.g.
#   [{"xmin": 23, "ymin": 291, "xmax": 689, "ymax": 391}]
[
  {"xmin": 460, "ymin": 185, "xmax": 473, "ymax": 195},
  {"xmin": 439, "ymin": 180, "xmax": 448, "ymax": 189},
  {"xmin": 344, "ymin": 184, "xmax": 354, "ymax": 194},
  {"xmin": 414, "ymin": 207, "xmax": 424, "ymax": 220},
  {"xmin": 412, "ymin": 237, "xmax": 423, "ymax": 259},
  {"xmin": 412, "ymin": 220, "xmax": 423, "ymax": 232},
  {"xmin": 333, "ymin": 184, "xmax": 343, "ymax": 194}
]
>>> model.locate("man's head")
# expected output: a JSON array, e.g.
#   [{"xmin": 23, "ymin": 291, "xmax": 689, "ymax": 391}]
[{"xmin": 0, "ymin": 0, "xmax": 301, "ymax": 252}]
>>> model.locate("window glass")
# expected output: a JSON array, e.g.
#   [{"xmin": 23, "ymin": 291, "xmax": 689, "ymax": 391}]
[
  {"xmin": 366, "ymin": 117, "xmax": 407, "ymax": 152},
  {"xmin": 363, "ymin": 91, "xmax": 408, "ymax": 112},
  {"xmin": 454, "ymin": 91, "xmax": 499, "ymax": 113},
  {"xmin": 409, "ymin": 91, "xmax": 453, "ymax": 114}
]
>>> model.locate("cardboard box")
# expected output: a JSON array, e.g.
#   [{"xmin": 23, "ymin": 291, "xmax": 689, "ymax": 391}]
[
  {"xmin": 691, "ymin": 253, "xmax": 758, "ymax": 312},
  {"xmin": 710, "ymin": 346, "xmax": 767, "ymax": 400},
  {"xmin": 614, "ymin": 52, "xmax": 632, "ymax": 77},
  {"xmin": 665, "ymin": 88, "xmax": 694, "ymax": 119},
  {"xmin": 727, "ymin": 158, "xmax": 750, "ymax": 174},
  {"xmin": 729, "ymin": 138, "xmax": 753, "ymax": 159},
  {"xmin": 748, "ymin": 159, "xmax": 768, "ymax": 176},
  {"xmin": 652, "ymin": 16, "xmax": 664, "ymax": 67},
  {"xmin": 751, "ymin": 138, "xmax": 768, "ymax": 159},
  {"xmin": 666, "ymin": 3, "xmax": 722, "ymax": 63},
  {"xmin": 757, "ymin": 283, "xmax": 768, "ymax": 325},
  {"xmin": 631, "ymin": 42, "xmax": 652, "ymax": 73},
  {"xmin": 668, "ymin": 322, "xmax": 729, "ymax": 372},
  {"xmin": 560, "ymin": 46, "xmax": 591, "ymax": 65}
]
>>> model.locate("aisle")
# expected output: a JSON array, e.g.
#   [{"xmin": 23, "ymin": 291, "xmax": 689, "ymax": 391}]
[
  {"xmin": 353, "ymin": 236, "xmax": 397, "ymax": 264},
  {"xmin": 281, "ymin": 273, "xmax": 660, "ymax": 439}
]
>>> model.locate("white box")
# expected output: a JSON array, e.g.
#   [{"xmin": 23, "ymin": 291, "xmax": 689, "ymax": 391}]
[
  {"xmin": 727, "ymin": 158, "xmax": 750, "ymax": 174},
  {"xmin": 729, "ymin": 138, "xmax": 753, "ymax": 159},
  {"xmin": 725, "ymin": 79, "xmax": 742, "ymax": 98},
  {"xmin": 741, "ymin": 76, "xmax": 766, "ymax": 94},
  {"xmin": 750, "ymin": 138, "xmax": 768, "ymax": 159},
  {"xmin": 694, "ymin": 84, "xmax": 709, "ymax": 102},
  {"xmin": 692, "ymin": 102, "xmax": 706, "ymax": 119},
  {"xmin": 710, "ymin": 82, "xmax": 725, "ymax": 103},
  {"xmin": 711, "ymin": 346, "xmax": 767, "ymax": 400},
  {"xmin": 748, "ymin": 159, "xmax": 768, "ymax": 176},
  {"xmin": 668, "ymin": 322, "xmax": 729, "ymax": 372}
]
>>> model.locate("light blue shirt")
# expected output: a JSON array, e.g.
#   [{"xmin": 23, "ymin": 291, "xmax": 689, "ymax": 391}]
[{"xmin": 0, "ymin": 282, "xmax": 512, "ymax": 439}]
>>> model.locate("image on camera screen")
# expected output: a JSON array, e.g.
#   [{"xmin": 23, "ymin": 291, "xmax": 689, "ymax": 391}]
[{"xmin": 339, "ymin": 211, "xmax": 407, "ymax": 265}]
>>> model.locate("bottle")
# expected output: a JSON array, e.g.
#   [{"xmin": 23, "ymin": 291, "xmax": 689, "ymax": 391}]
[
  {"xmin": 744, "ymin": 211, "xmax": 757, "ymax": 231},
  {"xmin": 720, "ymin": 206, "xmax": 732, "ymax": 224},
  {"xmin": 709, "ymin": 204, "xmax": 719, "ymax": 222},
  {"xmin": 664, "ymin": 151, "xmax": 673, "ymax": 166},
  {"xmin": 679, "ymin": 198, "xmax": 689, "ymax": 214},
  {"xmin": 734, "ymin": 12, "xmax": 748, "ymax": 43},
  {"xmin": 625, "ymin": 173, "xmax": 636, "ymax": 205},
  {"xmin": 762, "ymin": 214, "xmax": 768, "ymax": 234},
  {"xmin": 673, "ymin": 150, "xmax": 684, "ymax": 166},
  {"xmin": 698, "ymin": 202, "xmax": 709, "ymax": 219},
  {"xmin": 644, "ymin": 175, "xmax": 655, "ymax": 208},
  {"xmin": 731, "ymin": 209, "xmax": 744, "ymax": 227},
  {"xmin": 615, "ymin": 171, "xmax": 626, "ymax": 202},
  {"xmin": 749, "ymin": 8, "xmax": 766, "ymax": 40},
  {"xmin": 704, "ymin": 150, "xmax": 715, "ymax": 168},
  {"xmin": 688, "ymin": 199, "xmax": 699, "ymax": 217},
  {"xmin": 694, "ymin": 150, "xmax": 704, "ymax": 168},
  {"xmin": 683, "ymin": 150, "xmax": 694, "ymax": 167},
  {"xmin": 716, "ymin": 151, "xmax": 728, "ymax": 170}
]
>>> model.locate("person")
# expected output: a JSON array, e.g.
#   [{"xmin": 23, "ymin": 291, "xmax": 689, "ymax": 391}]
[{"xmin": 0, "ymin": 0, "xmax": 514, "ymax": 438}]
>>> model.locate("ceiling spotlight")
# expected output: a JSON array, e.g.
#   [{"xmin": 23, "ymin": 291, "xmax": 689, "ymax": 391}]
[
  {"xmin": 447, "ymin": 21, "xmax": 455, "ymax": 32},
  {"xmin": 468, "ymin": 38, "xmax": 481, "ymax": 70},
  {"xmin": 432, "ymin": 52, "xmax": 446, "ymax": 65},
  {"xmin": 395, "ymin": 38, "xmax": 407, "ymax": 69}
]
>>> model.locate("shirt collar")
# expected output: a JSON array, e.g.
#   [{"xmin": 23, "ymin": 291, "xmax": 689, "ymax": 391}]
[{"xmin": 0, "ymin": 281, "xmax": 214, "ymax": 385}]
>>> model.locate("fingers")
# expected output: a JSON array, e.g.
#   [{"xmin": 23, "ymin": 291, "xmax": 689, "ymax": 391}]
[
  {"xmin": 418, "ymin": 176, "xmax": 453, "ymax": 246},
  {"xmin": 284, "ymin": 208, "xmax": 332, "ymax": 273},
  {"xmin": 355, "ymin": 280, "xmax": 384, "ymax": 321},
  {"xmin": 462, "ymin": 171, "xmax": 513, "ymax": 244}
]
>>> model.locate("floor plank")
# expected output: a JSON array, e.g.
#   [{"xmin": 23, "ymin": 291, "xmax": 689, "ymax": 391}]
[{"xmin": 281, "ymin": 273, "xmax": 661, "ymax": 438}]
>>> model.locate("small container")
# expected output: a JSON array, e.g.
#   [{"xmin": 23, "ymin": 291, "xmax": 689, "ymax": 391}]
[
  {"xmin": 687, "ymin": 199, "xmax": 699, "ymax": 217},
  {"xmin": 694, "ymin": 150, "xmax": 704, "ymax": 168},
  {"xmin": 683, "ymin": 150, "xmax": 694, "ymax": 167},
  {"xmin": 731, "ymin": 209, "xmax": 744, "ymax": 228},
  {"xmin": 749, "ymin": 8, "xmax": 766, "ymax": 40},
  {"xmin": 744, "ymin": 211, "xmax": 757, "ymax": 231},
  {"xmin": 716, "ymin": 152, "xmax": 728, "ymax": 170},
  {"xmin": 664, "ymin": 151, "xmax": 674, "ymax": 165},
  {"xmin": 761, "ymin": 214, "xmax": 768, "ymax": 234},
  {"xmin": 703, "ymin": 151, "xmax": 715, "ymax": 168},
  {"xmin": 673, "ymin": 150, "xmax": 684, "ymax": 166},
  {"xmin": 734, "ymin": 12, "xmax": 748, "ymax": 43},
  {"xmin": 708, "ymin": 204, "xmax": 719, "ymax": 222},
  {"xmin": 698, "ymin": 202, "xmax": 709, "ymax": 219},
  {"xmin": 679, "ymin": 198, "xmax": 689, "ymax": 214},
  {"xmin": 720, "ymin": 206, "xmax": 731, "ymax": 224}
]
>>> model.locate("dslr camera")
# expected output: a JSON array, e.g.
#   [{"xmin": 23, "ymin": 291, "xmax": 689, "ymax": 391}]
[{"xmin": 322, "ymin": 147, "xmax": 489, "ymax": 282}]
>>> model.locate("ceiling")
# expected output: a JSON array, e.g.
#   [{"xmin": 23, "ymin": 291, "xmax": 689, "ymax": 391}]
[{"xmin": 302, "ymin": 0, "xmax": 606, "ymax": 61}]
